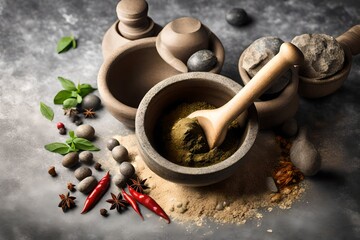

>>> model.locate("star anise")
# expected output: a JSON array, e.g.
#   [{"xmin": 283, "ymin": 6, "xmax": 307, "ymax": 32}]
[
  {"xmin": 63, "ymin": 108, "xmax": 78, "ymax": 117},
  {"xmin": 83, "ymin": 108, "xmax": 96, "ymax": 118},
  {"xmin": 106, "ymin": 192, "xmax": 127, "ymax": 213},
  {"xmin": 129, "ymin": 177, "xmax": 149, "ymax": 193},
  {"xmin": 58, "ymin": 192, "xmax": 76, "ymax": 212}
]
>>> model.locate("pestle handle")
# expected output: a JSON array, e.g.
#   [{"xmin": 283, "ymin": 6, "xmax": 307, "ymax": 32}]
[
  {"xmin": 336, "ymin": 25, "xmax": 360, "ymax": 56},
  {"xmin": 218, "ymin": 43, "xmax": 303, "ymax": 125}
]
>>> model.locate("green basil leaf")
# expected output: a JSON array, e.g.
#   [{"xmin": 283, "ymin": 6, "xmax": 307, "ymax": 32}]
[
  {"xmin": 40, "ymin": 102, "xmax": 54, "ymax": 121},
  {"xmin": 58, "ymin": 77, "xmax": 77, "ymax": 91},
  {"xmin": 78, "ymin": 84, "xmax": 96, "ymax": 97},
  {"xmin": 73, "ymin": 138, "xmax": 100, "ymax": 151},
  {"xmin": 63, "ymin": 98, "xmax": 78, "ymax": 109},
  {"xmin": 71, "ymin": 91, "xmax": 78, "ymax": 98},
  {"xmin": 77, "ymin": 94, "xmax": 82, "ymax": 104},
  {"xmin": 53, "ymin": 90, "xmax": 72, "ymax": 104},
  {"xmin": 65, "ymin": 138, "xmax": 73, "ymax": 145},
  {"xmin": 69, "ymin": 130, "xmax": 75, "ymax": 139},
  {"xmin": 44, "ymin": 142, "xmax": 70, "ymax": 155},
  {"xmin": 72, "ymin": 38, "xmax": 77, "ymax": 49},
  {"xmin": 56, "ymin": 36, "xmax": 74, "ymax": 54}
]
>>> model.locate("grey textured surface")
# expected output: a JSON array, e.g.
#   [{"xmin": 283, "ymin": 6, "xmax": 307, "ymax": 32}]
[{"xmin": 0, "ymin": 0, "xmax": 359, "ymax": 239}]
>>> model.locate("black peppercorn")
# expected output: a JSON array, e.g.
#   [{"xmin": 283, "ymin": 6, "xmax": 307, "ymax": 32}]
[{"xmin": 226, "ymin": 8, "xmax": 249, "ymax": 26}]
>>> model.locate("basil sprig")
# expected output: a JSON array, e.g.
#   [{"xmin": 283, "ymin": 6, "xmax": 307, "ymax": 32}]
[
  {"xmin": 40, "ymin": 102, "xmax": 54, "ymax": 121},
  {"xmin": 53, "ymin": 77, "xmax": 96, "ymax": 109},
  {"xmin": 57, "ymin": 36, "xmax": 76, "ymax": 54},
  {"xmin": 45, "ymin": 131, "xmax": 99, "ymax": 155}
]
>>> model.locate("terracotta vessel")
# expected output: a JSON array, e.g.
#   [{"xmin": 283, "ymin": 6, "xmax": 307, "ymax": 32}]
[
  {"xmin": 239, "ymin": 54, "xmax": 300, "ymax": 130},
  {"xmin": 135, "ymin": 72, "xmax": 258, "ymax": 186},
  {"xmin": 98, "ymin": 37, "xmax": 179, "ymax": 128},
  {"xmin": 102, "ymin": 0, "xmax": 161, "ymax": 59},
  {"xmin": 156, "ymin": 17, "xmax": 225, "ymax": 73},
  {"xmin": 298, "ymin": 25, "xmax": 360, "ymax": 98}
]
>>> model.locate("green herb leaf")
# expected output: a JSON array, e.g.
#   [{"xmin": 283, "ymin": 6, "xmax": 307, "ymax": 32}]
[
  {"xmin": 53, "ymin": 90, "xmax": 72, "ymax": 104},
  {"xmin": 63, "ymin": 98, "xmax": 78, "ymax": 109},
  {"xmin": 78, "ymin": 83, "xmax": 97, "ymax": 97},
  {"xmin": 72, "ymin": 38, "xmax": 77, "ymax": 49},
  {"xmin": 44, "ymin": 142, "xmax": 70, "ymax": 155},
  {"xmin": 73, "ymin": 138, "xmax": 100, "ymax": 151},
  {"xmin": 40, "ymin": 102, "xmax": 54, "ymax": 121},
  {"xmin": 58, "ymin": 77, "xmax": 77, "ymax": 91},
  {"xmin": 66, "ymin": 138, "xmax": 73, "ymax": 145},
  {"xmin": 77, "ymin": 94, "xmax": 82, "ymax": 104},
  {"xmin": 69, "ymin": 130, "xmax": 75, "ymax": 139},
  {"xmin": 57, "ymin": 36, "xmax": 75, "ymax": 54}
]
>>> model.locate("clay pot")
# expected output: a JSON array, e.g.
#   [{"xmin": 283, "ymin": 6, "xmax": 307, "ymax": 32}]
[
  {"xmin": 135, "ymin": 72, "xmax": 258, "ymax": 186},
  {"xmin": 156, "ymin": 17, "xmax": 225, "ymax": 73},
  {"xmin": 298, "ymin": 25, "xmax": 360, "ymax": 98},
  {"xmin": 238, "ymin": 53, "xmax": 299, "ymax": 130},
  {"xmin": 98, "ymin": 37, "xmax": 179, "ymax": 128}
]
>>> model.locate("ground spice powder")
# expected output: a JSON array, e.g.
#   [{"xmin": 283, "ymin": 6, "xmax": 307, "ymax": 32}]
[{"xmin": 104, "ymin": 131, "xmax": 305, "ymax": 225}]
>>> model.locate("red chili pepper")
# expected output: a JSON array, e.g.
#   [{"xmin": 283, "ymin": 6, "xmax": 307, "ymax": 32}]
[
  {"xmin": 81, "ymin": 171, "xmax": 111, "ymax": 214},
  {"xmin": 128, "ymin": 185, "xmax": 170, "ymax": 223},
  {"xmin": 121, "ymin": 188, "xmax": 144, "ymax": 220}
]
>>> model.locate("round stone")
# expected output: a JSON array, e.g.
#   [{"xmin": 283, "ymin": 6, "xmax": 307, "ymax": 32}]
[
  {"xmin": 107, "ymin": 138, "xmax": 120, "ymax": 151},
  {"xmin": 291, "ymin": 34, "xmax": 344, "ymax": 79},
  {"xmin": 74, "ymin": 166, "xmax": 92, "ymax": 181},
  {"xmin": 75, "ymin": 124, "xmax": 95, "ymax": 140},
  {"xmin": 62, "ymin": 152, "xmax": 79, "ymax": 168},
  {"xmin": 78, "ymin": 176, "xmax": 98, "ymax": 194},
  {"xmin": 225, "ymin": 8, "xmax": 249, "ymax": 26},
  {"xmin": 242, "ymin": 36, "xmax": 291, "ymax": 95},
  {"xmin": 290, "ymin": 130, "xmax": 321, "ymax": 176},
  {"xmin": 119, "ymin": 162, "xmax": 135, "ymax": 178},
  {"xmin": 81, "ymin": 94, "xmax": 101, "ymax": 110},
  {"xmin": 280, "ymin": 118, "xmax": 298, "ymax": 137},
  {"xmin": 112, "ymin": 145, "xmax": 128, "ymax": 163},
  {"xmin": 79, "ymin": 151, "xmax": 93, "ymax": 164},
  {"xmin": 113, "ymin": 174, "xmax": 127, "ymax": 188},
  {"xmin": 187, "ymin": 50, "xmax": 217, "ymax": 72}
]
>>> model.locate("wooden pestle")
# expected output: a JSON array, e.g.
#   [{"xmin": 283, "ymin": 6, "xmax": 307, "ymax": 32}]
[
  {"xmin": 188, "ymin": 43, "xmax": 304, "ymax": 149},
  {"xmin": 336, "ymin": 25, "xmax": 360, "ymax": 56}
]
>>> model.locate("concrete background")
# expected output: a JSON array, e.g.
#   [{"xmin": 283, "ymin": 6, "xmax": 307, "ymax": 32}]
[{"xmin": 0, "ymin": 0, "xmax": 359, "ymax": 239}]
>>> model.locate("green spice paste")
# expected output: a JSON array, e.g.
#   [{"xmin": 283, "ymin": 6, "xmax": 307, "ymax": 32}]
[{"xmin": 157, "ymin": 101, "xmax": 244, "ymax": 167}]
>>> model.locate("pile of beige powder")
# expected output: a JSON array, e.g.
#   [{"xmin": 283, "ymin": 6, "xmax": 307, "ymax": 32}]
[{"xmin": 100, "ymin": 131, "xmax": 305, "ymax": 225}]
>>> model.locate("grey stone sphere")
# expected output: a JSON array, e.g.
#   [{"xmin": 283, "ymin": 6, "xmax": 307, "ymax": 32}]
[
  {"xmin": 74, "ymin": 166, "xmax": 92, "ymax": 181},
  {"xmin": 78, "ymin": 176, "xmax": 98, "ymax": 194},
  {"xmin": 187, "ymin": 50, "xmax": 217, "ymax": 72},
  {"xmin": 242, "ymin": 36, "xmax": 291, "ymax": 95},
  {"xmin": 79, "ymin": 151, "xmax": 93, "ymax": 164},
  {"xmin": 62, "ymin": 152, "xmax": 79, "ymax": 168},
  {"xmin": 226, "ymin": 8, "xmax": 249, "ymax": 26},
  {"xmin": 112, "ymin": 145, "xmax": 128, "ymax": 163},
  {"xmin": 107, "ymin": 138, "xmax": 120, "ymax": 151},
  {"xmin": 113, "ymin": 174, "xmax": 127, "ymax": 188},
  {"xmin": 119, "ymin": 162, "xmax": 135, "ymax": 178},
  {"xmin": 75, "ymin": 124, "xmax": 95, "ymax": 140},
  {"xmin": 81, "ymin": 94, "xmax": 101, "ymax": 110}
]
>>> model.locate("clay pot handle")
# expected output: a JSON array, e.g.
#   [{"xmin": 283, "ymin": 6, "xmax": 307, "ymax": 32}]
[{"xmin": 336, "ymin": 25, "xmax": 360, "ymax": 56}]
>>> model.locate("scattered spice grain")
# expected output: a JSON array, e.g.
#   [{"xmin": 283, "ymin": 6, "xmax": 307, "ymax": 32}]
[{"xmin": 48, "ymin": 166, "xmax": 57, "ymax": 177}]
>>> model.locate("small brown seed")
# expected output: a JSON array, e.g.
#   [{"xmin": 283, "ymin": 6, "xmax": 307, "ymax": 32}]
[
  {"xmin": 94, "ymin": 162, "xmax": 102, "ymax": 171},
  {"xmin": 67, "ymin": 182, "xmax": 76, "ymax": 192},
  {"xmin": 100, "ymin": 208, "xmax": 108, "ymax": 217},
  {"xmin": 48, "ymin": 166, "xmax": 57, "ymax": 177}
]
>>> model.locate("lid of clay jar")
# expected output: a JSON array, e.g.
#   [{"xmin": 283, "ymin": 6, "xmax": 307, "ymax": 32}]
[
  {"xmin": 156, "ymin": 17, "xmax": 225, "ymax": 73},
  {"xmin": 117, "ymin": 0, "xmax": 148, "ymax": 19}
]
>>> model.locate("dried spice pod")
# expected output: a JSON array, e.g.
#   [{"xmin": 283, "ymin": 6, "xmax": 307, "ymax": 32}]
[{"xmin": 48, "ymin": 166, "xmax": 57, "ymax": 177}]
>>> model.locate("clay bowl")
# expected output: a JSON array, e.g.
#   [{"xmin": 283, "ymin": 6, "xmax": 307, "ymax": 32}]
[
  {"xmin": 98, "ymin": 37, "xmax": 179, "ymax": 128},
  {"xmin": 239, "ymin": 52, "xmax": 299, "ymax": 129},
  {"xmin": 156, "ymin": 17, "xmax": 224, "ymax": 73},
  {"xmin": 135, "ymin": 72, "xmax": 258, "ymax": 186},
  {"xmin": 297, "ymin": 45, "xmax": 352, "ymax": 98}
]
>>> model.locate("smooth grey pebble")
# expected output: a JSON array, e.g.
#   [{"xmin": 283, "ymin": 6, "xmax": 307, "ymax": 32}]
[
  {"xmin": 119, "ymin": 162, "xmax": 135, "ymax": 178},
  {"xmin": 61, "ymin": 152, "xmax": 79, "ymax": 168},
  {"xmin": 112, "ymin": 145, "xmax": 128, "ymax": 163},
  {"xmin": 75, "ymin": 124, "xmax": 95, "ymax": 140},
  {"xmin": 79, "ymin": 151, "xmax": 93, "ymax": 164},
  {"xmin": 78, "ymin": 176, "xmax": 98, "ymax": 194},
  {"xmin": 81, "ymin": 94, "xmax": 101, "ymax": 110},
  {"xmin": 226, "ymin": 8, "xmax": 249, "ymax": 26},
  {"xmin": 74, "ymin": 166, "xmax": 92, "ymax": 181},
  {"xmin": 113, "ymin": 174, "xmax": 128, "ymax": 188},
  {"xmin": 107, "ymin": 138, "xmax": 120, "ymax": 151},
  {"xmin": 187, "ymin": 50, "xmax": 217, "ymax": 72}
]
